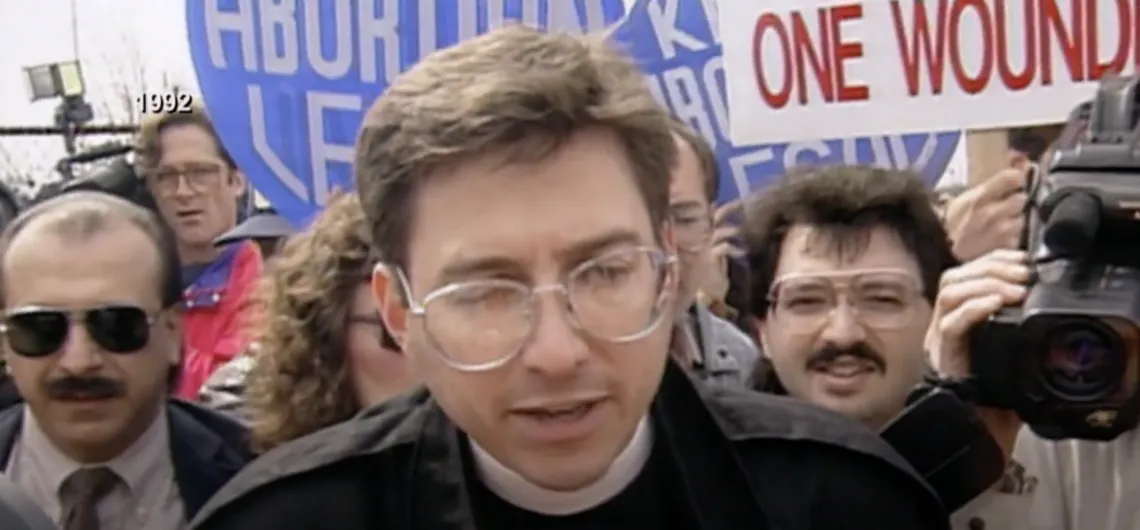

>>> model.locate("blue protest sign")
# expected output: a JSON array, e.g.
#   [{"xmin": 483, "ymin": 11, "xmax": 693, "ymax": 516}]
[
  {"xmin": 187, "ymin": 0, "xmax": 627, "ymax": 226},
  {"xmin": 611, "ymin": 0, "xmax": 964, "ymax": 204}
]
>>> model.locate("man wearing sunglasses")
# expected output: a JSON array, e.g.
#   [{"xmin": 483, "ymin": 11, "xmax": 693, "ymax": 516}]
[
  {"xmin": 665, "ymin": 120, "xmax": 758, "ymax": 388},
  {"xmin": 0, "ymin": 192, "xmax": 252, "ymax": 530}
]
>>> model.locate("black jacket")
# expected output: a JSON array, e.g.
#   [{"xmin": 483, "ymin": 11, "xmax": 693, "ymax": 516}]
[
  {"xmin": 190, "ymin": 363, "xmax": 950, "ymax": 529},
  {"xmin": 0, "ymin": 399, "xmax": 253, "ymax": 519}
]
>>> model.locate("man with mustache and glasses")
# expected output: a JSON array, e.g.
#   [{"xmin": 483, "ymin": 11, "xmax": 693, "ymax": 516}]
[
  {"xmin": 188, "ymin": 27, "xmax": 947, "ymax": 530},
  {"xmin": 0, "ymin": 192, "xmax": 252, "ymax": 530},
  {"xmin": 746, "ymin": 165, "xmax": 1029, "ymax": 529},
  {"xmin": 746, "ymin": 165, "xmax": 950, "ymax": 427}
]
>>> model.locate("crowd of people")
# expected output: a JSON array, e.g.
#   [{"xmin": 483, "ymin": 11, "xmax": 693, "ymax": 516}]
[{"xmin": 0, "ymin": 24, "xmax": 1132, "ymax": 530}]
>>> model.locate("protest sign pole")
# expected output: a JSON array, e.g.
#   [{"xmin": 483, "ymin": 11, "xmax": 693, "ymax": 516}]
[{"xmin": 965, "ymin": 128, "xmax": 1010, "ymax": 186}]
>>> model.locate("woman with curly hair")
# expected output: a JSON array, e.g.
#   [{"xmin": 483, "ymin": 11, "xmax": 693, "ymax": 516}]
[{"xmin": 199, "ymin": 193, "xmax": 415, "ymax": 452}]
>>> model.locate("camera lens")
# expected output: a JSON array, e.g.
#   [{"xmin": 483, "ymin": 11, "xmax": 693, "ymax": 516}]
[{"xmin": 1038, "ymin": 323, "xmax": 1124, "ymax": 402}]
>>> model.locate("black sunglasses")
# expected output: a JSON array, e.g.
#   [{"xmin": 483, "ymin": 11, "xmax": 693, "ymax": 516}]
[{"xmin": 0, "ymin": 305, "xmax": 156, "ymax": 358}]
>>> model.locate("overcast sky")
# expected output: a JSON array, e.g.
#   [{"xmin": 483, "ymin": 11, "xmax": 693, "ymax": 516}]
[
  {"xmin": 1, "ymin": 0, "xmax": 202, "ymax": 187},
  {"xmin": 1, "ymin": 0, "xmax": 195, "ymax": 120}
]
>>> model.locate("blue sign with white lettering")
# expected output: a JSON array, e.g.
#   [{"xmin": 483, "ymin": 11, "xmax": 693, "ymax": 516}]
[
  {"xmin": 611, "ymin": 0, "xmax": 963, "ymax": 204},
  {"xmin": 186, "ymin": 0, "xmax": 627, "ymax": 226}
]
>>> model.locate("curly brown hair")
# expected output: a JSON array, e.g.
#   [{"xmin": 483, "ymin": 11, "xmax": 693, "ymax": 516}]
[{"xmin": 245, "ymin": 193, "xmax": 376, "ymax": 452}]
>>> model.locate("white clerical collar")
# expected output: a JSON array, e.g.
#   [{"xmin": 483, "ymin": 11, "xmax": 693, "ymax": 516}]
[{"xmin": 470, "ymin": 416, "xmax": 653, "ymax": 516}]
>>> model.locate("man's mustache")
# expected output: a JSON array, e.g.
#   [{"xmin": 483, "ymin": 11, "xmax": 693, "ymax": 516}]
[
  {"xmin": 807, "ymin": 343, "xmax": 887, "ymax": 372},
  {"xmin": 45, "ymin": 376, "xmax": 124, "ymax": 400}
]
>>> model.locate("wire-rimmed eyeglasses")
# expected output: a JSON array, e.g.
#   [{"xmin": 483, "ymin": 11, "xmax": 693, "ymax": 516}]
[
  {"xmin": 766, "ymin": 268, "xmax": 924, "ymax": 331},
  {"xmin": 388, "ymin": 246, "xmax": 677, "ymax": 372}
]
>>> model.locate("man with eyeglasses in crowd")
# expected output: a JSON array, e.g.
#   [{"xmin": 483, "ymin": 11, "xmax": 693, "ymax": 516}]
[
  {"xmin": 747, "ymin": 166, "xmax": 1028, "ymax": 529},
  {"xmin": 189, "ymin": 27, "xmax": 947, "ymax": 530},
  {"xmin": 132, "ymin": 108, "xmax": 262, "ymax": 400},
  {"xmin": 666, "ymin": 120, "xmax": 758, "ymax": 388},
  {"xmin": 0, "ymin": 192, "xmax": 251, "ymax": 530}
]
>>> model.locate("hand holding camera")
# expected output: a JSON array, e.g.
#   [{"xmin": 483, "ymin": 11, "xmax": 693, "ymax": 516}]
[
  {"xmin": 926, "ymin": 249, "xmax": 1031, "ymax": 379},
  {"xmin": 926, "ymin": 250, "xmax": 1029, "ymax": 457},
  {"xmin": 965, "ymin": 76, "xmax": 1140, "ymax": 441}
]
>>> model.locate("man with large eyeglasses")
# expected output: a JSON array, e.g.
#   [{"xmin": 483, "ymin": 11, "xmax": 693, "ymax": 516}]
[
  {"xmin": 665, "ymin": 120, "xmax": 758, "ymax": 388},
  {"xmin": 133, "ymin": 107, "xmax": 262, "ymax": 401},
  {"xmin": 188, "ymin": 27, "xmax": 948, "ymax": 530},
  {"xmin": 746, "ymin": 165, "xmax": 1028, "ymax": 529},
  {"xmin": 392, "ymin": 246, "xmax": 675, "ymax": 372},
  {"xmin": 0, "ymin": 192, "xmax": 251, "ymax": 530}
]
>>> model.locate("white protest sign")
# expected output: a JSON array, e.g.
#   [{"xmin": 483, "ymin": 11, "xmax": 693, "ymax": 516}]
[{"xmin": 717, "ymin": 0, "xmax": 1137, "ymax": 145}]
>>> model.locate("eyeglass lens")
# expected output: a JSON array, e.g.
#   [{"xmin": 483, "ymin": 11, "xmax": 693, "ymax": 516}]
[
  {"xmin": 152, "ymin": 164, "xmax": 222, "ymax": 194},
  {"xmin": 669, "ymin": 209, "xmax": 712, "ymax": 251},
  {"xmin": 770, "ymin": 271, "xmax": 919, "ymax": 330},
  {"xmin": 420, "ymin": 248, "xmax": 670, "ymax": 368},
  {"xmin": 3, "ymin": 306, "xmax": 152, "ymax": 358}
]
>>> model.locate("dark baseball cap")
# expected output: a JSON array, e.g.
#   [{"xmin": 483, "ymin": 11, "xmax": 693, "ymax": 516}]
[{"xmin": 214, "ymin": 208, "xmax": 296, "ymax": 247}]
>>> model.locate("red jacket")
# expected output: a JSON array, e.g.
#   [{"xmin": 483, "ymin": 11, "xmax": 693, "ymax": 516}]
[{"xmin": 176, "ymin": 241, "xmax": 262, "ymax": 399}]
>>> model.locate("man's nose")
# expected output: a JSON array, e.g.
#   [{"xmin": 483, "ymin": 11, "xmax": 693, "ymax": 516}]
[
  {"xmin": 817, "ymin": 302, "xmax": 867, "ymax": 349},
  {"xmin": 518, "ymin": 289, "xmax": 589, "ymax": 377},
  {"xmin": 173, "ymin": 175, "xmax": 196, "ymax": 198},
  {"xmin": 56, "ymin": 324, "xmax": 105, "ymax": 375}
]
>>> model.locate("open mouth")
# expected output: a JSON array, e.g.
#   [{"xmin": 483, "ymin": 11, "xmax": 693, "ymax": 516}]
[
  {"xmin": 519, "ymin": 401, "xmax": 597, "ymax": 422},
  {"xmin": 509, "ymin": 397, "xmax": 609, "ymax": 442},
  {"xmin": 176, "ymin": 210, "xmax": 203, "ymax": 221},
  {"xmin": 810, "ymin": 356, "xmax": 877, "ymax": 378}
]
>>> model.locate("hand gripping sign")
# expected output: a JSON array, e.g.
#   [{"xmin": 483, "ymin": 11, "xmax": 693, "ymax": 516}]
[
  {"xmin": 717, "ymin": 0, "xmax": 1139, "ymax": 145},
  {"xmin": 612, "ymin": 0, "xmax": 964, "ymax": 202},
  {"xmin": 186, "ymin": 0, "xmax": 627, "ymax": 226}
]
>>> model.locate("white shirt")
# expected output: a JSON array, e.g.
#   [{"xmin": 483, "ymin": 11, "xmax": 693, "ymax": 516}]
[
  {"xmin": 5, "ymin": 405, "xmax": 186, "ymax": 530},
  {"xmin": 950, "ymin": 462, "xmax": 1035, "ymax": 530},
  {"xmin": 1015, "ymin": 426, "xmax": 1140, "ymax": 530},
  {"xmin": 470, "ymin": 416, "xmax": 653, "ymax": 515}
]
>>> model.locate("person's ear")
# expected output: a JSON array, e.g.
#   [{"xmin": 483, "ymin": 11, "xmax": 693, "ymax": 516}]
[
  {"xmin": 227, "ymin": 169, "xmax": 248, "ymax": 199},
  {"xmin": 372, "ymin": 264, "xmax": 409, "ymax": 346},
  {"xmin": 657, "ymin": 221, "xmax": 682, "ymax": 302},
  {"xmin": 161, "ymin": 310, "xmax": 183, "ymax": 366},
  {"xmin": 660, "ymin": 218, "xmax": 677, "ymax": 256},
  {"xmin": 751, "ymin": 315, "xmax": 771, "ymax": 359}
]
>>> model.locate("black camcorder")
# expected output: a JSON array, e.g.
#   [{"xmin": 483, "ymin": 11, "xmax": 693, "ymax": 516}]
[
  {"xmin": 34, "ymin": 142, "xmax": 158, "ymax": 213},
  {"xmin": 969, "ymin": 75, "xmax": 1140, "ymax": 441}
]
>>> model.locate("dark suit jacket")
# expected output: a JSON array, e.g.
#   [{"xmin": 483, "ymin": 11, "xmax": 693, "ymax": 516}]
[{"xmin": 0, "ymin": 399, "xmax": 253, "ymax": 519}]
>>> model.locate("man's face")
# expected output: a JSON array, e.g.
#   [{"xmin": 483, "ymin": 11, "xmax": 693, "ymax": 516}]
[
  {"xmin": 382, "ymin": 128, "xmax": 676, "ymax": 491},
  {"xmin": 3, "ymin": 223, "xmax": 180, "ymax": 460},
  {"xmin": 756, "ymin": 225, "xmax": 931, "ymax": 428},
  {"xmin": 667, "ymin": 134, "xmax": 713, "ymax": 311},
  {"xmin": 346, "ymin": 284, "xmax": 415, "ymax": 408},
  {"xmin": 146, "ymin": 124, "xmax": 243, "ymax": 253}
]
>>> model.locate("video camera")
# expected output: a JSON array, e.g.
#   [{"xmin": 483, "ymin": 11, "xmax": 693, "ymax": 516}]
[{"xmin": 969, "ymin": 75, "xmax": 1140, "ymax": 441}]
